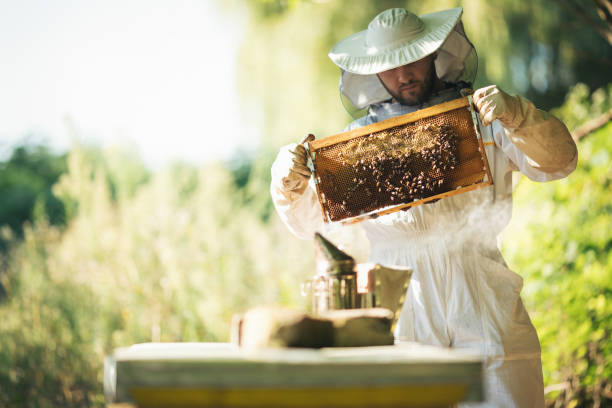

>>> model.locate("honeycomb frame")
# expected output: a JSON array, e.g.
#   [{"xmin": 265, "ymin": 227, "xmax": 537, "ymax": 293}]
[{"xmin": 306, "ymin": 96, "xmax": 493, "ymax": 224}]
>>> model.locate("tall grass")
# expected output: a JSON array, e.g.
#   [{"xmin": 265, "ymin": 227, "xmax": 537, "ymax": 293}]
[{"xmin": 0, "ymin": 145, "xmax": 313, "ymax": 407}]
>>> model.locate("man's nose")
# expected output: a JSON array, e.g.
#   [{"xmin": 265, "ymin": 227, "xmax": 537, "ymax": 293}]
[{"xmin": 395, "ymin": 66, "xmax": 414, "ymax": 83}]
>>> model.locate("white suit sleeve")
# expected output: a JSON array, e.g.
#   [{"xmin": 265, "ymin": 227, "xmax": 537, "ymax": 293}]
[
  {"xmin": 490, "ymin": 114, "xmax": 578, "ymax": 182},
  {"xmin": 270, "ymin": 144, "xmax": 324, "ymax": 240}
]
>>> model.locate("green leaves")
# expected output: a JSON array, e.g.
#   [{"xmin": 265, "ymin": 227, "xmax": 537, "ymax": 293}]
[
  {"xmin": 503, "ymin": 95, "xmax": 612, "ymax": 404},
  {"xmin": 0, "ymin": 144, "xmax": 67, "ymax": 249},
  {"xmin": 0, "ymin": 144, "xmax": 314, "ymax": 406}
]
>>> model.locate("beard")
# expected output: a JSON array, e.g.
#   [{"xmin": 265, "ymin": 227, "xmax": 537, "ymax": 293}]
[{"xmin": 380, "ymin": 60, "xmax": 437, "ymax": 106}]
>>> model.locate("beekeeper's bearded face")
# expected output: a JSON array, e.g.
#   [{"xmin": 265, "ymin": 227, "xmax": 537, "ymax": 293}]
[{"xmin": 376, "ymin": 54, "xmax": 437, "ymax": 106}]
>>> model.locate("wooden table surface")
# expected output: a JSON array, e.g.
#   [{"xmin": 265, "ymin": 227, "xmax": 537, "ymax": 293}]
[{"xmin": 104, "ymin": 342, "xmax": 483, "ymax": 408}]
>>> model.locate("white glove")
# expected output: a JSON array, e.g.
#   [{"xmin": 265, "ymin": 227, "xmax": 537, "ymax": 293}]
[
  {"xmin": 473, "ymin": 85, "xmax": 525, "ymax": 128},
  {"xmin": 270, "ymin": 133, "xmax": 324, "ymax": 239},
  {"xmin": 277, "ymin": 134, "xmax": 315, "ymax": 199},
  {"xmin": 473, "ymin": 85, "xmax": 577, "ymax": 173}
]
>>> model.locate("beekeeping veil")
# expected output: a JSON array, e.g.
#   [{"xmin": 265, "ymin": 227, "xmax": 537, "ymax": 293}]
[{"xmin": 329, "ymin": 7, "xmax": 478, "ymax": 110}]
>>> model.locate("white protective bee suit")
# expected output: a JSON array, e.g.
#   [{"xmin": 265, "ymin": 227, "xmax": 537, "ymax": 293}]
[{"xmin": 270, "ymin": 7, "xmax": 578, "ymax": 407}]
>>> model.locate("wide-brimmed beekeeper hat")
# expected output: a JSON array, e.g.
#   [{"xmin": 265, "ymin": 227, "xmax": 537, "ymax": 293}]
[{"xmin": 329, "ymin": 7, "xmax": 477, "ymax": 109}]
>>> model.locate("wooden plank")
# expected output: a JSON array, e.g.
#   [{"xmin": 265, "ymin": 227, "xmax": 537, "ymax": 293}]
[
  {"xmin": 129, "ymin": 384, "xmax": 468, "ymax": 407},
  {"xmin": 448, "ymin": 156, "xmax": 487, "ymax": 186},
  {"xmin": 309, "ymin": 98, "xmax": 470, "ymax": 150},
  {"xmin": 476, "ymin": 132, "xmax": 493, "ymax": 186},
  {"xmin": 106, "ymin": 343, "xmax": 483, "ymax": 403}
]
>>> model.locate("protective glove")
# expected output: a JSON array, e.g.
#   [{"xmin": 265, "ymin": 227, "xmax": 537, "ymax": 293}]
[
  {"xmin": 473, "ymin": 85, "xmax": 525, "ymax": 128},
  {"xmin": 278, "ymin": 134, "xmax": 316, "ymax": 199},
  {"xmin": 473, "ymin": 85, "xmax": 577, "ymax": 174},
  {"xmin": 270, "ymin": 133, "xmax": 324, "ymax": 239}
]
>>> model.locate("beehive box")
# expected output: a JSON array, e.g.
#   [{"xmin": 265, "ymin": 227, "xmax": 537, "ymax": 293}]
[{"xmin": 306, "ymin": 96, "xmax": 493, "ymax": 223}]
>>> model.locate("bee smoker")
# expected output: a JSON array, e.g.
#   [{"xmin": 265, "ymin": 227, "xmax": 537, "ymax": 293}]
[
  {"xmin": 304, "ymin": 232, "xmax": 359, "ymax": 314},
  {"xmin": 302, "ymin": 233, "xmax": 412, "ymax": 329}
]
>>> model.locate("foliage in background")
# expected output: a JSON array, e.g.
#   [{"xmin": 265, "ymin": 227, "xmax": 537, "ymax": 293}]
[
  {"xmin": 503, "ymin": 85, "xmax": 612, "ymax": 407},
  {"xmin": 0, "ymin": 144, "xmax": 67, "ymax": 253},
  {"xmin": 0, "ymin": 222, "xmax": 102, "ymax": 407},
  {"xmin": 0, "ymin": 145, "xmax": 313, "ymax": 407},
  {"xmin": 553, "ymin": 82, "xmax": 612, "ymax": 131},
  {"xmin": 240, "ymin": 0, "xmax": 612, "ymax": 141}
]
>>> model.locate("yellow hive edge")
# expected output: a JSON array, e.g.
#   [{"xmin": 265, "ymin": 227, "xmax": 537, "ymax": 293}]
[
  {"xmin": 309, "ymin": 97, "xmax": 471, "ymax": 151},
  {"xmin": 126, "ymin": 383, "xmax": 469, "ymax": 407}
]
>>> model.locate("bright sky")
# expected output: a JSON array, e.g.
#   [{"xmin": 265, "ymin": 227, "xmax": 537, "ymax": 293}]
[{"xmin": 0, "ymin": 0, "xmax": 253, "ymax": 168}]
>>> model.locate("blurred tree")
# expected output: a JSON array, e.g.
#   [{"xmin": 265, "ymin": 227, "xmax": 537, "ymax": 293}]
[
  {"xmin": 554, "ymin": 82, "xmax": 612, "ymax": 141},
  {"xmin": 237, "ymin": 0, "xmax": 612, "ymax": 149},
  {"xmin": 0, "ymin": 141, "xmax": 151, "ymax": 254},
  {"xmin": 53, "ymin": 144, "xmax": 150, "ymax": 221},
  {"xmin": 0, "ymin": 144, "xmax": 314, "ymax": 407},
  {"xmin": 554, "ymin": 0, "xmax": 612, "ymax": 45},
  {"xmin": 0, "ymin": 143, "xmax": 67, "ymax": 252},
  {"xmin": 504, "ymin": 87, "xmax": 612, "ymax": 405},
  {"xmin": 225, "ymin": 147, "xmax": 279, "ymax": 221}
]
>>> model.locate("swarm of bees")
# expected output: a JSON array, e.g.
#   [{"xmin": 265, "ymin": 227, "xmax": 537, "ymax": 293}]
[{"xmin": 318, "ymin": 123, "xmax": 459, "ymax": 220}]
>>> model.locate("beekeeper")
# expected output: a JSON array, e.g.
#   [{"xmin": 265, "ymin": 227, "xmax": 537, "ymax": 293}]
[{"xmin": 270, "ymin": 7, "xmax": 577, "ymax": 408}]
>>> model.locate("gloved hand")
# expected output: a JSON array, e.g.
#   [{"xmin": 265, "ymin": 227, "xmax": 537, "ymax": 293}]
[
  {"xmin": 279, "ymin": 134, "xmax": 316, "ymax": 197},
  {"xmin": 473, "ymin": 84, "xmax": 577, "ymax": 175},
  {"xmin": 473, "ymin": 85, "xmax": 525, "ymax": 128}
]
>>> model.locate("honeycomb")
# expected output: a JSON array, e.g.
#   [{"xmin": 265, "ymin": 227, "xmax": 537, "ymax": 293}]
[{"xmin": 308, "ymin": 97, "xmax": 492, "ymax": 223}]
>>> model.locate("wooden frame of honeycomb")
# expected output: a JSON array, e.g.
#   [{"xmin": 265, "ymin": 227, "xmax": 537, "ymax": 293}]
[{"xmin": 306, "ymin": 96, "xmax": 493, "ymax": 224}]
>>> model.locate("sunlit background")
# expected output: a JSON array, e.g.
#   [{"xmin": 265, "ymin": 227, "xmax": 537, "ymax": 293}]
[
  {"xmin": 0, "ymin": 0, "xmax": 252, "ymax": 167},
  {"xmin": 0, "ymin": 0, "xmax": 610, "ymax": 407}
]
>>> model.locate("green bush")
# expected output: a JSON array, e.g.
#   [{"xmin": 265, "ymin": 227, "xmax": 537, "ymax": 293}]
[
  {"xmin": 0, "ymin": 144, "xmax": 67, "ymax": 252},
  {"xmin": 503, "ymin": 86, "xmax": 612, "ymax": 407},
  {"xmin": 0, "ymin": 145, "xmax": 312, "ymax": 407},
  {"xmin": 0, "ymin": 222, "xmax": 102, "ymax": 407}
]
